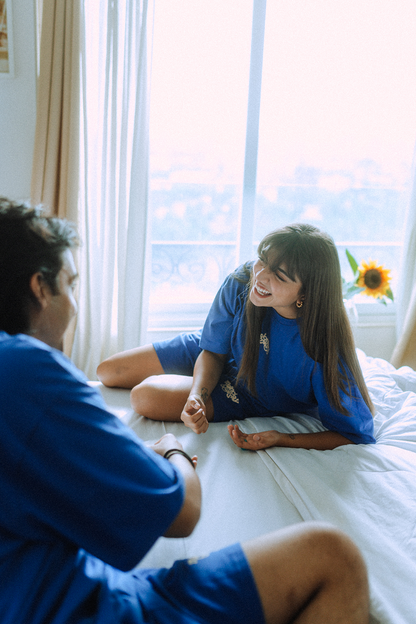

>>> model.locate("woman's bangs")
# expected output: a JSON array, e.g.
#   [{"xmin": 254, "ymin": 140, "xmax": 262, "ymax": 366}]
[{"xmin": 258, "ymin": 238, "xmax": 298, "ymax": 282}]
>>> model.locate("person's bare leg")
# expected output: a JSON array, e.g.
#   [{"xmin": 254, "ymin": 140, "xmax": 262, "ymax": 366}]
[
  {"xmin": 97, "ymin": 344, "xmax": 164, "ymax": 388},
  {"xmin": 130, "ymin": 374, "xmax": 215, "ymax": 422},
  {"xmin": 242, "ymin": 522, "xmax": 369, "ymax": 624}
]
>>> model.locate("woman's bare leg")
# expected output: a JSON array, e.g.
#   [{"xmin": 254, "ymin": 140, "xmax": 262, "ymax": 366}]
[
  {"xmin": 97, "ymin": 344, "xmax": 164, "ymax": 388},
  {"xmin": 97, "ymin": 344, "xmax": 215, "ymax": 422},
  {"xmin": 130, "ymin": 374, "xmax": 214, "ymax": 422},
  {"xmin": 243, "ymin": 523, "xmax": 369, "ymax": 624}
]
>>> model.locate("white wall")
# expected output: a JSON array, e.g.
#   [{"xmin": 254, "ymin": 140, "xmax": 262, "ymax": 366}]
[
  {"xmin": 352, "ymin": 304, "xmax": 396, "ymax": 362},
  {"xmin": 0, "ymin": 0, "xmax": 37, "ymax": 200}
]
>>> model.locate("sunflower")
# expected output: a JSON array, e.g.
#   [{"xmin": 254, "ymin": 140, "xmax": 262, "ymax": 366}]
[{"xmin": 356, "ymin": 260, "xmax": 392, "ymax": 300}]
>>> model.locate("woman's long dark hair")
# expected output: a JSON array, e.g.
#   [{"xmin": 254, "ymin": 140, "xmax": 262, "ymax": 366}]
[{"xmin": 236, "ymin": 224, "xmax": 374, "ymax": 417}]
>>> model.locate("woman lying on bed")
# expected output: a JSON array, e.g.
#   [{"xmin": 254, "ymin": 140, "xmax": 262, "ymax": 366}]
[{"xmin": 97, "ymin": 223, "xmax": 376, "ymax": 451}]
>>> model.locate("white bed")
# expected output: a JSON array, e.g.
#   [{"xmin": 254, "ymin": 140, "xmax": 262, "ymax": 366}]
[{"xmin": 95, "ymin": 350, "xmax": 416, "ymax": 624}]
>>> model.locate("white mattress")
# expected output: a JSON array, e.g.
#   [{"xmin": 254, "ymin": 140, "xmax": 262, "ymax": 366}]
[{"xmin": 96, "ymin": 349, "xmax": 416, "ymax": 624}]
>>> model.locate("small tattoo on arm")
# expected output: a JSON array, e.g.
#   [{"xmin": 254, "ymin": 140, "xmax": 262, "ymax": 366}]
[
  {"xmin": 289, "ymin": 434, "xmax": 296, "ymax": 440},
  {"xmin": 201, "ymin": 388, "xmax": 209, "ymax": 404}
]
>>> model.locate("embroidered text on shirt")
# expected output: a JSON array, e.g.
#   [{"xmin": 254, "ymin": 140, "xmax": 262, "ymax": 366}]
[
  {"xmin": 220, "ymin": 380, "xmax": 240, "ymax": 403},
  {"xmin": 260, "ymin": 333, "xmax": 269, "ymax": 354}
]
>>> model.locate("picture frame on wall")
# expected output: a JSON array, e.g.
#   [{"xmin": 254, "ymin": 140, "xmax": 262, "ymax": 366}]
[{"xmin": 0, "ymin": 0, "xmax": 14, "ymax": 77}]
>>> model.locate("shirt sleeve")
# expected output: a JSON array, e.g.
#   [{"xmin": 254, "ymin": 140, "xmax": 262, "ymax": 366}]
[
  {"xmin": 200, "ymin": 265, "xmax": 249, "ymax": 354},
  {"xmin": 311, "ymin": 363, "xmax": 376, "ymax": 445},
  {"xmin": 2, "ymin": 342, "xmax": 185, "ymax": 571}
]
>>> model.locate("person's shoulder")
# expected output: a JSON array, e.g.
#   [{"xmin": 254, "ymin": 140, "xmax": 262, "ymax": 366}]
[
  {"xmin": 231, "ymin": 261, "xmax": 253, "ymax": 283},
  {"xmin": 222, "ymin": 262, "xmax": 252, "ymax": 292},
  {"xmin": 214, "ymin": 263, "xmax": 251, "ymax": 309},
  {"xmin": 0, "ymin": 332, "xmax": 48, "ymax": 367},
  {"xmin": 0, "ymin": 332, "xmax": 87, "ymax": 384},
  {"xmin": 0, "ymin": 333, "xmax": 51, "ymax": 399}
]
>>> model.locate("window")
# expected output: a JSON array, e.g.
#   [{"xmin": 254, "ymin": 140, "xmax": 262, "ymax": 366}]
[{"xmin": 147, "ymin": 0, "xmax": 416, "ymax": 342}]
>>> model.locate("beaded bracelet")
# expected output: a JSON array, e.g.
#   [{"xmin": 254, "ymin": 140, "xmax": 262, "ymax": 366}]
[{"xmin": 163, "ymin": 448, "xmax": 195, "ymax": 469}]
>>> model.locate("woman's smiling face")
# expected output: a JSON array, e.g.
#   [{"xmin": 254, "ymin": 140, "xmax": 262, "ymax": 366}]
[{"xmin": 249, "ymin": 256, "xmax": 303, "ymax": 318}]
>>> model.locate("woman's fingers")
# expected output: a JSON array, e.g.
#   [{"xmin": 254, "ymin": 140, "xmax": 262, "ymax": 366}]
[{"xmin": 181, "ymin": 406, "xmax": 209, "ymax": 434}]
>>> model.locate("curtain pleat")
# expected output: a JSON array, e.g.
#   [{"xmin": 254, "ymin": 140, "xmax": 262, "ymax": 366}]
[
  {"xmin": 31, "ymin": 0, "xmax": 80, "ymax": 224},
  {"xmin": 390, "ymin": 150, "xmax": 416, "ymax": 369},
  {"xmin": 390, "ymin": 283, "xmax": 416, "ymax": 369},
  {"xmin": 71, "ymin": 0, "xmax": 153, "ymax": 379},
  {"xmin": 31, "ymin": 0, "xmax": 81, "ymax": 355},
  {"xmin": 31, "ymin": 0, "xmax": 152, "ymax": 376}
]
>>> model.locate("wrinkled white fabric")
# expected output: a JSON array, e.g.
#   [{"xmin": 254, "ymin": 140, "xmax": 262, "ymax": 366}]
[{"xmin": 96, "ymin": 349, "xmax": 416, "ymax": 624}]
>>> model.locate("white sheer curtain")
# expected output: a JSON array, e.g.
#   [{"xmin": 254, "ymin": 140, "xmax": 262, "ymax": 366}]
[
  {"xmin": 390, "ymin": 146, "xmax": 416, "ymax": 369},
  {"xmin": 72, "ymin": 0, "xmax": 153, "ymax": 379}
]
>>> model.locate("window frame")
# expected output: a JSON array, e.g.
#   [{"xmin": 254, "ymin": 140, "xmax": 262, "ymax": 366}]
[{"xmin": 147, "ymin": 0, "xmax": 399, "ymax": 353}]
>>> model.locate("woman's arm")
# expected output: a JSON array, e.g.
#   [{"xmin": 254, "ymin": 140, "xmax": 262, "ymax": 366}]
[
  {"xmin": 181, "ymin": 350, "xmax": 228, "ymax": 434},
  {"xmin": 311, "ymin": 364, "xmax": 376, "ymax": 445},
  {"xmin": 228, "ymin": 424, "xmax": 354, "ymax": 451}
]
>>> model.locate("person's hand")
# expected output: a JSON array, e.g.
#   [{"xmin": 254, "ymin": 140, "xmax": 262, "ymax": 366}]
[
  {"xmin": 181, "ymin": 394, "xmax": 209, "ymax": 434},
  {"xmin": 148, "ymin": 433, "xmax": 197, "ymax": 467},
  {"xmin": 149, "ymin": 433, "xmax": 183, "ymax": 456},
  {"xmin": 227, "ymin": 424, "xmax": 281, "ymax": 450}
]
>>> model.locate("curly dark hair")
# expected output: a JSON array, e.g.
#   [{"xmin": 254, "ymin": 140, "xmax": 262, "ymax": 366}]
[{"xmin": 0, "ymin": 197, "xmax": 79, "ymax": 334}]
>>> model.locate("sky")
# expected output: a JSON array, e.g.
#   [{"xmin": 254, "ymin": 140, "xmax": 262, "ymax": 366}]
[{"xmin": 150, "ymin": 0, "xmax": 416, "ymax": 182}]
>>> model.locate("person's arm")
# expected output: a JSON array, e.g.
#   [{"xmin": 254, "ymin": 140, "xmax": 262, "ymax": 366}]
[
  {"xmin": 228, "ymin": 424, "xmax": 353, "ymax": 451},
  {"xmin": 182, "ymin": 268, "xmax": 248, "ymax": 434},
  {"xmin": 149, "ymin": 433, "xmax": 202, "ymax": 536},
  {"xmin": 309, "ymin": 360, "xmax": 376, "ymax": 446},
  {"xmin": 180, "ymin": 349, "xmax": 228, "ymax": 434}
]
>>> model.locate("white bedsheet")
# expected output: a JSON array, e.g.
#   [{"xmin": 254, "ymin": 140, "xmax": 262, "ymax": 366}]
[{"xmin": 96, "ymin": 350, "xmax": 416, "ymax": 624}]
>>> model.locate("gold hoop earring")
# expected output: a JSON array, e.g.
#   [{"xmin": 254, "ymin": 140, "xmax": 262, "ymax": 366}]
[{"xmin": 296, "ymin": 300, "xmax": 303, "ymax": 309}]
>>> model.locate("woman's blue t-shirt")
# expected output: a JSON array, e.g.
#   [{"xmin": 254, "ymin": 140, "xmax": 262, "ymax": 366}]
[{"xmin": 199, "ymin": 264, "xmax": 375, "ymax": 445}]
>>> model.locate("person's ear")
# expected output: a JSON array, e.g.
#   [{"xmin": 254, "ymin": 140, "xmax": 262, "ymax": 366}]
[
  {"xmin": 29, "ymin": 273, "xmax": 50, "ymax": 309},
  {"xmin": 296, "ymin": 295, "xmax": 305, "ymax": 309}
]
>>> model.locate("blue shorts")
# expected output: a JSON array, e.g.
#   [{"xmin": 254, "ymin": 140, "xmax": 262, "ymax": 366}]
[
  {"xmin": 153, "ymin": 332, "xmax": 281, "ymax": 422},
  {"xmin": 133, "ymin": 543, "xmax": 265, "ymax": 624}
]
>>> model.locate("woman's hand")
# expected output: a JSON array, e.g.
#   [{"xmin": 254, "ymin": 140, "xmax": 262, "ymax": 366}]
[
  {"xmin": 182, "ymin": 350, "xmax": 226, "ymax": 434},
  {"xmin": 227, "ymin": 424, "xmax": 281, "ymax": 450},
  {"xmin": 181, "ymin": 394, "xmax": 209, "ymax": 434}
]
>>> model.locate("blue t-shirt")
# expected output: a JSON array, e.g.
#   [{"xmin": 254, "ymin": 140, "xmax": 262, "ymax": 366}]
[
  {"xmin": 200, "ymin": 264, "xmax": 375, "ymax": 445},
  {"xmin": 0, "ymin": 332, "xmax": 185, "ymax": 623}
]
